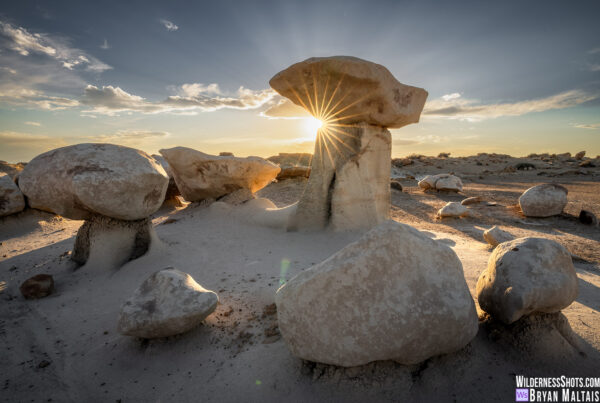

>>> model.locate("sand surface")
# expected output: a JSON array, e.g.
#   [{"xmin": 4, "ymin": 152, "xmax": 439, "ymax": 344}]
[{"xmin": 1, "ymin": 155, "xmax": 599, "ymax": 402}]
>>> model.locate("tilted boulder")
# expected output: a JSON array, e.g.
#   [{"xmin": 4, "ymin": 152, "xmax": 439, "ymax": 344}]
[
  {"xmin": 271, "ymin": 56, "xmax": 427, "ymax": 230},
  {"xmin": 18, "ymin": 144, "xmax": 169, "ymax": 268},
  {"xmin": 0, "ymin": 172, "xmax": 25, "ymax": 216},
  {"xmin": 476, "ymin": 237, "xmax": 578, "ymax": 324},
  {"xmin": 118, "ymin": 268, "xmax": 218, "ymax": 338},
  {"xmin": 483, "ymin": 225, "xmax": 514, "ymax": 247},
  {"xmin": 519, "ymin": 184, "xmax": 568, "ymax": 217},
  {"xmin": 159, "ymin": 147, "xmax": 280, "ymax": 202},
  {"xmin": 276, "ymin": 220, "xmax": 478, "ymax": 366},
  {"xmin": 19, "ymin": 143, "xmax": 168, "ymax": 220}
]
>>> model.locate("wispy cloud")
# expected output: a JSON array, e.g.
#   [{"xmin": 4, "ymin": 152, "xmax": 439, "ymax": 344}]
[
  {"xmin": 100, "ymin": 39, "xmax": 110, "ymax": 50},
  {"xmin": 91, "ymin": 129, "xmax": 171, "ymax": 141},
  {"xmin": 160, "ymin": 19, "xmax": 179, "ymax": 32},
  {"xmin": 0, "ymin": 20, "xmax": 111, "ymax": 72},
  {"xmin": 573, "ymin": 123, "xmax": 600, "ymax": 130},
  {"xmin": 0, "ymin": 131, "xmax": 64, "ymax": 146},
  {"xmin": 0, "ymin": 87, "xmax": 79, "ymax": 110},
  {"xmin": 24, "ymin": 121, "xmax": 41, "ymax": 126},
  {"xmin": 423, "ymin": 90, "xmax": 597, "ymax": 121},
  {"xmin": 81, "ymin": 84, "xmax": 277, "ymax": 115},
  {"xmin": 589, "ymin": 47, "xmax": 600, "ymax": 55}
]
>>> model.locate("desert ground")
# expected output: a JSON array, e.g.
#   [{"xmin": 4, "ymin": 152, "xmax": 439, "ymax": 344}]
[{"xmin": 1, "ymin": 152, "xmax": 599, "ymax": 402}]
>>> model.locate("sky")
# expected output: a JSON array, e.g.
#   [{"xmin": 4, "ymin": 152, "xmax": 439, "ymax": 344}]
[{"xmin": 1, "ymin": 0, "xmax": 599, "ymax": 162}]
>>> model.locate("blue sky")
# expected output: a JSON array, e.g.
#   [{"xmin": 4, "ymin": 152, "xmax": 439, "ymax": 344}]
[{"xmin": 1, "ymin": 0, "xmax": 599, "ymax": 161}]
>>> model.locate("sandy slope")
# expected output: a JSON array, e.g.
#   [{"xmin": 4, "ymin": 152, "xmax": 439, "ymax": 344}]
[{"xmin": 1, "ymin": 164, "xmax": 599, "ymax": 402}]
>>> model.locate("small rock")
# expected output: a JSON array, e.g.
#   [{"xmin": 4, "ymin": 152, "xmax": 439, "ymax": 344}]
[
  {"xmin": 579, "ymin": 160, "xmax": 595, "ymax": 168},
  {"xmin": 38, "ymin": 360, "xmax": 51, "ymax": 368},
  {"xmin": 392, "ymin": 158, "xmax": 413, "ymax": 167},
  {"xmin": 579, "ymin": 210, "xmax": 598, "ymax": 226},
  {"xmin": 20, "ymin": 274, "xmax": 54, "ymax": 299},
  {"xmin": 219, "ymin": 152, "xmax": 234, "ymax": 157},
  {"xmin": 483, "ymin": 226, "xmax": 514, "ymax": 247},
  {"xmin": 0, "ymin": 173, "xmax": 25, "ymax": 216},
  {"xmin": 437, "ymin": 202, "xmax": 468, "ymax": 218},
  {"xmin": 390, "ymin": 180, "xmax": 403, "ymax": 191},
  {"xmin": 574, "ymin": 151, "xmax": 586, "ymax": 160},
  {"xmin": 118, "ymin": 268, "xmax": 218, "ymax": 338},
  {"xmin": 461, "ymin": 196, "xmax": 482, "ymax": 205}
]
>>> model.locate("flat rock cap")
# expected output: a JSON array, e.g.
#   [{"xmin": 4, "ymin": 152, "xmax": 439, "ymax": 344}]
[{"xmin": 269, "ymin": 56, "xmax": 428, "ymax": 128}]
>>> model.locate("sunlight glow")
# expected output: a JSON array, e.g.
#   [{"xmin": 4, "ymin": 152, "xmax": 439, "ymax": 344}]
[{"xmin": 303, "ymin": 116, "xmax": 323, "ymax": 138}]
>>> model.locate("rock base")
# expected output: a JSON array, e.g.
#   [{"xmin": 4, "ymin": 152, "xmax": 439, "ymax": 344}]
[
  {"xmin": 289, "ymin": 122, "xmax": 391, "ymax": 231},
  {"xmin": 72, "ymin": 215, "xmax": 155, "ymax": 269}
]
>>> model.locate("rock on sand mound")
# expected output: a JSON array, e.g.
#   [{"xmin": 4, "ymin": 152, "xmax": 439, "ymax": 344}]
[
  {"xmin": 275, "ymin": 220, "xmax": 478, "ymax": 367},
  {"xmin": 0, "ymin": 172, "xmax": 25, "ymax": 216},
  {"xmin": 18, "ymin": 143, "xmax": 168, "ymax": 221},
  {"xmin": 118, "ymin": 268, "xmax": 218, "ymax": 338},
  {"xmin": 476, "ymin": 237, "xmax": 578, "ymax": 324},
  {"xmin": 159, "ymin": 147, "xmax": 280, "ymax": 202},
  {"xmin": 483, "ymin": 225, "xmax": 514, "ymax": 247},
  {"xmin": 518, "ymin": 183, "xmax": 568, "ymax": 217}
]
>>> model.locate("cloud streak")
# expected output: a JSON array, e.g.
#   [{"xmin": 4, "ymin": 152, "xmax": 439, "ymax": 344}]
[
  {"xmin": 573, "ymin": 123, "xmax": 600, "ymax": 129},
  {"xmin": 422, "ymin": 90, "xmax": 597, "ymax": 121},
  {"xmin": 81, "ymin": 84, "xmax": 277, "ymax": 115}
]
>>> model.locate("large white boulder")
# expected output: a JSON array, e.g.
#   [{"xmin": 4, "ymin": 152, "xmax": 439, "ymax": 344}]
[
  {"xmin": 159, "ymin": 147, "xmax": 280, "ymax": 201},
  {"xmin": 476, "ymin": 237, "xmax": 578, "ymax": 324},
  {"xmin": 518, "ymin": 184, "xmax": 568, "ymax": 217},
  {"xmin": 275, "ymin": 220, "xmax": 478, "ymax": 367},
  {"xmin": 270, "ymin": 56, "xmax": 428, "ymax": 128},
  {"xmin": 118, "ymin": 268, "xmax": 218, "ymax": 338},
  {"xmin": 18, "ymin": 144, "xmax": 168, "ymax": 220},
  {"xmin": 0, "ymin": 173, "xmax": 25, "ymax": 216}
]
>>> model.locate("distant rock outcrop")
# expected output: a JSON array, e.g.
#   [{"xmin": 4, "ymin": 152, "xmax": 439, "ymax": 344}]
[{"xmin": 276, "ymin": 221, "xmax": 478, "ymax": 366}]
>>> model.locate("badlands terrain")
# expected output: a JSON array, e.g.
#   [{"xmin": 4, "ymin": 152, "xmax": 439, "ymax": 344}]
[{"xmin": 1, "ymin": 151, "xmax": 599, "ymax": 402}]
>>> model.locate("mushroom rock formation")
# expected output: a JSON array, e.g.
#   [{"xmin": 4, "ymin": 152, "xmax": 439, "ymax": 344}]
[
  {"xmin": 19, "ymin": 144, "xmax": 169, "ymax": 268},
  {"xmin": 270, "ymin": 56, "xmax": 428, "ymax": 230}
]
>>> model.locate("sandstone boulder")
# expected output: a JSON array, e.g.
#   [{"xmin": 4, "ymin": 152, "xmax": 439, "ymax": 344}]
[
  {"xmin": 276, "ymin": 220, "xmax": 478, "ymax": 366},
  {"xmin": 18, "ymin": 144, "xmax": 168, "ymax": 221},
  {"xmin": 0, "ymin": 173, "xmax": 25, "ymax": 216},
  {"xmin": 418, "ymin": 174, "xmax": 462, "ymax": 192},
  {"xmin": 437, "ymin": 202, "xmax": 468, "ymax": 218},
  {"xmin": 483, "ymin": 225, "xmax": 514, "ymax": 247},
  {"xmin": 159, "ymin": 147, "xmax": 280, "ymax": 201},
  {"xmin": 519, "ymin": 184, "xmax": 568, "ymax": 217},
  {"xmin": 270, "ymin": 56, "xmax": 428, "ymax": 128},
  {"xmin": 575, "ymin": 151, "xmax": 585, "ymax": 160},
  {"xmin": 118, "ymin": 268, "xmax": 218, "ymax": 338},
  {"xmin": 476, "ymin": 238, "xmax": 578, "ymax": 324}
]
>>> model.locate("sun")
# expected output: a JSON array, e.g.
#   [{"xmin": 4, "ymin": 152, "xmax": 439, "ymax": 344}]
[{"xmin": 303, "ymin": 116, "xmax": 323, "ymax": 138}]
